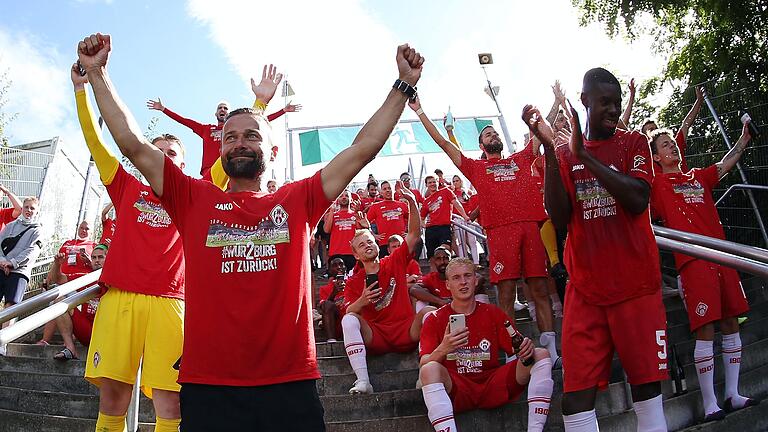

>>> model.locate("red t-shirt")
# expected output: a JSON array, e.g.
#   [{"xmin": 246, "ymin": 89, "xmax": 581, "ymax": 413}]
[
  {"xmin": 101, "ymin": 166, "xmax": 185, "ymax": 299},
  {"xmin": 557, "ymin": 129, "xmax": 660, "ymax": 306},
  {"xmin": 395, "ymin": 188, "xmax": 425, "ymax": 206},
  {"xmin": 651, "ymin": 165, "xmax": 723, "ymax": 269},
  {"xmin": 420, "ymin": 188, "xmax": 456, "ymax": 227},
  {"xmin": 160, "ymin": 157, "xmax": 331, "ymax": 386},
  {"xmin": 328, "ymin": 209, "xmax": 357, "ymax": 256},
  {"xmin": 0, "ymin": 207, "xmax": 16, "ymax": 232},
  {"xmin": 420, "ymin": 302, "xmax": 513, "ymax": 381},
  {"xmin": 58, "ymin": 239, "xmax": 97, "ymax": 279},
  {"xmin": 464, "ymin": 194, "xmax": 482, "ymax": 225},
  {"xmin": 360, "ymin": 196, "xmax": 381, "ymax": 212},
  {"xmin": 319, "ymin": 279, "xmax": 346, "ymax": 308},
  {"xmin": 675, "ymin": 131, "xmax": 690, "ymax": 173},
  {"xmin": 161, "ymin": 108, "xmax": 222, "ymax": 176},
  {"xmin": 344, "ymin": 241, "xmax": 415, "ymax": 325},
  {"xmin": 367, "ymin": 200, "xmax": 408, "ymax": 246},
  {"xmin": 420, "ymin": 271, "xmax": 450, "ymax": 298},
  {"xmin": 458, "ymin": 140, "xmax": 545, "ymax": 228},
  {"xmin": 99, "ymin": 218, "xmax": 116, "ymax": 246},
  {"xmin": 407, "ymin": 259, "xmax": 422, "ymax": 277}
]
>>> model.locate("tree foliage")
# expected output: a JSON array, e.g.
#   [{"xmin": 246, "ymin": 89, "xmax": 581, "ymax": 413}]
[
  {"xmin": 573, "ymin": 0, "xmax": 768, "ymax": 126},
  {"xmin": 0, "ymin": 65, "xmax": 18, "ymax": 148}
]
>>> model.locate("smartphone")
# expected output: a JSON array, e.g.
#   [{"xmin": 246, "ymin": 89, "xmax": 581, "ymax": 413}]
[
  {"xmin": 449, "ymin": 314, "xmax": 466, "ymax": 334},
  {"xmin": 365, "ymin": 273, "xmax": 379, "ymax": 298},
  {"xmin": 335, "ymin": 274, "xmax": 345, "ymax": 283}
]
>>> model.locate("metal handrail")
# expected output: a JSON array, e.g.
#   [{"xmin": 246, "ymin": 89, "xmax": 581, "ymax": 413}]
[
  {"xmin": 0, "ymin": 270, "xmax": 101, "ymax": 326},
  {"xmin": 451, "ymin": 215, "xmax": 487, "ymax": 240},
  {"xmin": 653, "ymin": 226, "xmax": 768, "ymax": 264},
  {"xmin": 656, "ymin": 237, "xmax": 768, "ymax": 279},
  {"xmin": 715, "ymin": 184, "xmax": 768, "ymax": 206},
  {"xmin": 0, "ymin": 285, "xmax": 99, "ymax": 346}
]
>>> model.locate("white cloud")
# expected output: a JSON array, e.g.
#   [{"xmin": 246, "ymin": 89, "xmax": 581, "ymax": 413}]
[{"xmin": 0, "ymin": 27, "xmax": 90, "ymax": 167}]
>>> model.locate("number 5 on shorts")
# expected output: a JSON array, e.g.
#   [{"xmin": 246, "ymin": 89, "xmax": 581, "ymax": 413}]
[{"xmin": 655, "ymin": 330, "xmax": 667, "ymax": 360}]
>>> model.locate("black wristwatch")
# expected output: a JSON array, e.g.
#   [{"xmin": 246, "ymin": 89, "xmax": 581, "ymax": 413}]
[{"xmin": 394, "ymin": 79, "xmax": 418, "ymax": 101}]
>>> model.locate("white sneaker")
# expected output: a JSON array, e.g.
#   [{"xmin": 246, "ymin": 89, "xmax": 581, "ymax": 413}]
[
  {"xmin": 349, "ymin": 379, "xmax": 374, "ymax": 394},
  {"xmin": 0, "ymin": 344, "xmax": 6, "ymax": 356},
  {"xmin": 514, "ymin": 301, "xmax": 528, "ymax": 311},
  {"xmin": 553, "ymin": 304, "xmax": 563, "ymax": 319},
  {"xmin": 327, "ymin": 338, "xmax": 338, "ymax": 343},
  {"xmin": 312, "ymin": 309, "xmax": 322, "ymax": 321}
]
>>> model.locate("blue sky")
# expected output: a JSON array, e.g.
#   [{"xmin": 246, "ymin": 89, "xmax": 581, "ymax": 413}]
[{"xmin": 1, "ymin": 0, "xmax": 666, "ymax": 183}]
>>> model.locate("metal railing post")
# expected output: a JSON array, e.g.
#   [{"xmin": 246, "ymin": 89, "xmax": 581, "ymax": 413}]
[
  {"xmin": 702, "ymin": 91, "xmax": 768, "ymax": 246},
  {"xmin": 126, "ymin": 365, "xmax": 142, "ymax": 432}
]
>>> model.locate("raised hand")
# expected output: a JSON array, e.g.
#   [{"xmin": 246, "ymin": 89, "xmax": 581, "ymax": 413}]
[
  {"xmin": 552, "ymin": 80, "xmax": 566, "ymax": 103},
  {"xmin": 396, "ymin": 44, "xmax": 425, "ymax": 86},
  {"xmin": 70, "ymin": 63, "xmax": 88, "ymax": 88},
  {"xmin": 146, "ymin": 98, "xmax": 164, "ymax": 111},
  {"xmin": 77, "ymin": 33, "xmax": 111, "ymax": 71},
  {"xmin": 628, "ymin": 78, "xmax": 636, "ymax": 97},
  {"xmin": 250, "ymin": 64, "xmax": 283, "ymax": 104},
  {"xmin": 566, "ymin": 100, "xmax": 586, "ymax": 159},
  {"xmin": 522, "ymin": 105, "xmax": 554, "ymax": 149},
  {"xmin": 396, "ymin": 180, "xmax": 416, "ymax": 202},
  {"xmin": 695, "ymin": 85, "xmax": 704, "ymax": 101},
  {"xmin": 407, "ymin": 95, "xmax": 422, "ymax": 113},
  {"xmin": 357, "ymin": 211, "xmax": 371, "ymax": 229},
  {"xmin": 284, "ymin": 103, "xmax": 302, "ymax": 113}
]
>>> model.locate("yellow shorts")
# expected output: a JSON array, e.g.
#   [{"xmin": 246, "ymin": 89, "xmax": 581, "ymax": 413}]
[{"xmin": 85, "ymin": 288, "xmax": 184, "ymax": 398}]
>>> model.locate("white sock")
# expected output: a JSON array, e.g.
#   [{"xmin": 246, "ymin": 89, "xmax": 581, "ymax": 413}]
[
  {"xmin": 633, "ymin": 394, "xmax": 667, "ymax": 432},
  {"xmin": 694, "ymin": 340, "xmax": 719, "ymax": 415},
  {"xmin": 475, "ymin": 293, "xmax": 490, "ymax": 304},
  {"xmin": 527, "ymin": 358, "xmax": 553, "ymax": 432},
  {"xmin": 342, "ymin": 314, "xmax": 369, "ymax": 383},
  {"xmin": 422, "ymin": 383, "xmax": 457, "ymax": 432},
  {"xmin": 722, "ymin": 333, "xmax": 748, "ymax": 407},
  {"xmin": 563, "ymin": 409, "xmax": 598, "ymax": 432},
  {"xmin": 550, "ymin": 293, "xmax": 563, "ymax": 310},
  {"xmin": 529, "ymin": 301, "xmax": 537, "ymax": 322},
  {"xmin": 539, "ymin": 332, "xmax": 559, "ymax": 361},
  {"xmin": 416, "ymin": 300, "xmax": 429, "ymax": 313}
]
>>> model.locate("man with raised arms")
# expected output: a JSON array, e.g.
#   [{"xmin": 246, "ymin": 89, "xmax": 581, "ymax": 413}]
[
  {"xmin": 419, "ymin": 257, "xmax": 553, "ymax": 432},
  {"xmin": 525, "ymin": 67, "xmax": 668, "ymax": 432},
  {"xmin": 77, "ymin": 32, "xmax": 424, "ymax": 430},
  {"xmin": 71, "ymin": 62, "xmax": 187, "ymax": 432},
  {"xmin": 342, "ymin": 186, "xmax": 435, "ymax": 394},
  {"xmin": 409, "ymin": 97, "xmax": 560, "ymax": 366},
  {"xmin": 650, "ymin": 125, "xmax": 756, "ymax": 420}
]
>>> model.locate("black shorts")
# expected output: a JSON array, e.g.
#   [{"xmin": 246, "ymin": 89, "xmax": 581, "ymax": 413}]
[
  {"xmin": 329, "ymin": 254, "xmax": 357, "ymax": 272},
  {"xmin": 378, "ymin": 244, "xmax": 390, "ymax": 258},
  {"xmin": 180, "ymin": 379, "xmax": 325, "ymax": 432},
  {"xmin": 0, "ymin": 273, "xmax": 28, "ymax": 304},
  {"xmin": 425, "ymin": 225, "xmax": 452, "ymax": 259}
]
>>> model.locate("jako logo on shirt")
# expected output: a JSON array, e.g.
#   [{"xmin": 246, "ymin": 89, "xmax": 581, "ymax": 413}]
[
  {"xmin": 572, "ymin": 164, "xmax": 585, "ymax": 172},
  {"xmin": 215, "ymin": 203, "xmax": 233, "ymax": 211},
  {"xmin": 634, "ymin": 155, "xmax": 646, "ymax": 168}
]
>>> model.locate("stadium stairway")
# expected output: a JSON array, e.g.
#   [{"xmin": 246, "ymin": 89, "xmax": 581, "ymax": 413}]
[{"xmin": 1, "ymin": 266, "xmax": 767, "ymax": 431}]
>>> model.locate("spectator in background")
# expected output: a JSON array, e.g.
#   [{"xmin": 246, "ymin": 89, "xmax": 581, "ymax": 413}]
[
  {"xmin": 317, "ymin": 257, "xmax": 348, "ymax": 342},
  {"xmin": 410, "ymin": 246, "xmax": 452, "ymax": 310},
  {"xmin": 0, "ymin": 197, "xmax": 44, "ymax": 356},
  {"xmin": 434, "ymin": 169, "xmax": 450, "ymax": 189},
  {"xmin": 451, "ymin": 175, "xmax": 470, "ymax": 203},
  {"xmin": 360, "ymin": 181, "xmax": 381, "ymax": 212},
  {"xmin": 363, "ymin": 180, "xmax": 408, "ymax": 258},
  {"xmin": 266, "ymin": 179, "xmax": 278, "ymax": 193},
  {"xmin": 99, "ymin": 203, "xmax": 116, "ymax": 247},
  {"xmin": 51, "ymin": 244, "xmax": 108, "ymax": 361},
  {"xmin": 398, "ymin": 172, "xmax": 424, "ymax": 206},
  {"xmin": 420, "ymin": 175, "xmax": 469, "ymax": 259},
  {"xmin": 388, "ymin": 234, "xmax": 421, "ymax": 288},
  {"xmin": 0, "ymin": 185, "xmax": 23, "ymax": 232},
  {"xmin": 324, "ymin": 190, "xmax": 361, "ymax": 272}
]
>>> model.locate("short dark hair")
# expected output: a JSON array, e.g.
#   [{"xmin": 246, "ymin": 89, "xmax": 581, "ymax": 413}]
[
  {"xmin": 400, "ymin": 172, "xmax": 410, "ymax": 178},
  {"xmin": 151, "ymin": 134, "xmax": 185, "ymax": 156},
  {"xmin": 367, "ymin": 181, "xmax": 378, "ymax": 188},
  {"xmin": 582, "ymin": 67, "xmax": 621, "ymax": 95},
  {"xmin": 380, "ymin": 180, "xmax": 390, "ymax": 187},
  {"xmin": 433, "ymin": 246, "xmax": 451, "ymax": 258},
  {"xmin": 434, "ymin": 169, "xmax": 443, "ymax": 175},
  {"xmin": 648, "ymin": 128, "xmax": 674, "ymax": 154},
  {"xmin": 225, "ymin": 107, "xmax": 260, "ymax": 122},
  {"xmin": 478, "ymin": 125, "xmax": 495, "ymax": 144},
  {"xmin": 424, "ymin": 175, "xmax": 436, "ymax": 185}
]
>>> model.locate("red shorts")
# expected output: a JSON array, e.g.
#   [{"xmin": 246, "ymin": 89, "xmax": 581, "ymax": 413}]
[
  {"xmin": 679, "ymin": 260, "xmax": 749, "ymax": 331},
  {"xmin": 562, "ymin": 288, "xmax": 669, "ymax": 392},
  {"xmin": 448, "ymin": 360, "xmax": 525, "ymax": 413},
  {"xmin": 71, "ymin": 307, "xmax": 95, "ymax": 346},
  {"xmin": 366, "ymin": 318, "xmax": 417, "ymax": 355},
  {"xmin": 486, "ymin": 222, "xmax": 547, "ymax": 283}
]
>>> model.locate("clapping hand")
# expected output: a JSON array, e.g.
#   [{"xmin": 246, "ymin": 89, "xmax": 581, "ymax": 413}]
[{"xmin": 522, "ymin": 105, "xmax": 555, "ymax": 150}]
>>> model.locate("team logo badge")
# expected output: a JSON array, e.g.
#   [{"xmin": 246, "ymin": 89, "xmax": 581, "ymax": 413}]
[
  {"xmin": 93, "ymin": 351, "xmax": 101, "ymax": 368},
  {"xmin": 493, "ymin": 262, "xmax": 504, "ymax": 274},
  {"xmin": 270, "ymin": 205, "xmax": 288, "ymax": 227},
  {"xmin": 478, "ymin": 339, "xmax": 491, "ymax": 352},
  {"xmin": 634, "ymin": 155, "xmax": 646, "ymax": 168},
  {"xmin": 696, "ymin": 302, "xmax": 708, "ymax": 317}
]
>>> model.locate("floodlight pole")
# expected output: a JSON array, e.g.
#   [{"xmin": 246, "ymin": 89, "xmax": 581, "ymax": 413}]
[{"xmin": 481, "ymin": 66, "xmax": 514, "ymax": 153}]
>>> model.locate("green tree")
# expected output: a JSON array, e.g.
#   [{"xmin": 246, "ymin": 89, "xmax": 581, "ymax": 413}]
[
  {"xmin": 0, "ymin": 65, "xmax": 18, "ymax": 148},
  {"xmin": 572, "ymin": 0, "xmax": 767, "ymax": 127}
]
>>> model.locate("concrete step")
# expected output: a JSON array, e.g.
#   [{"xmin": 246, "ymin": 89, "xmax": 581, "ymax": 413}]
[
  {"xmin": 0, "ymin": 407, "xmax": 154, "ymax": 432},
  {"xmin": 677, "ymin": 399, "xmax": 768, "ymax": 432},
  {"xmin": 0, "ymin": 370, "xmax": 97, "ymax": 395}
]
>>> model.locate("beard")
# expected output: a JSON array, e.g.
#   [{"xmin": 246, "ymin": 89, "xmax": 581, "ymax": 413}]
[
  {"xmin": 484, "ymin": 140, "xmax": 503, "ymax": 154},
  {"xmin": 223, "ymin": 151, "xmax": 266, "ymax": 179}
]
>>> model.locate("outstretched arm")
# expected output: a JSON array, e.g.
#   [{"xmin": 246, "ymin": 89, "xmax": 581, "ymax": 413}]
[
  {"xmin": 524, "ymin": 105, "xmax": 572, "ymax": 229},
  {"xmin": 320, "ymin": 45, "xmax": 424, "ymax": 200},
  {"xmin": 0, "ymin": 185, "xmax": 22, "ymax": 218},
  {"xmin": 146, "ymin": 98, "xmax": 205, "ymax": 134},
  {"xmin": 546, "ymin": 81, "xmax": 567, "ymax": 124},
  {"xmin": 399, "ymin": 183, "xmax": 422, "ymax": 255},
  {"xmin": 716, "ymin": 122, "xmax": 751, "ymax": 178},
  {"xmin": 100, "ymin": 203, "xmax": 114, "ymax": 222},
  {"xmin": 620, "ymin": 78, "xmax": 636, "ymax": 129},
  {"xmin": 408, "ymin": 96, "xmax": 463, "ymax": 167},
  {"xmin": 679, "ymin": 86, "xmax": 704, "ymax": 139},
  {"xmin": 78, "ymin": 33, "xmax": 167, "ymax": 195}
]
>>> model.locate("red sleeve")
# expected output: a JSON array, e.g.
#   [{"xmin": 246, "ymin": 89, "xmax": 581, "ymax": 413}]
[
  {"xmin": 343, "ymin": 270, "xmax": 364, "ymax": 308},
  {"xmin": 626, "ymin": 132, "xmax": 655, "ymax": 186},
  {"xmin": 457, "ymin": 154, "xmax": 477, "ymax": 184},
  {"xmin": 700, "ymin": 165, "xmax": 720, "ymax": 189},
  {"xmin": 391, "ymin": 238, "xmax": 411, "ymax": 268},
  {"xmin": 401, "ymin": 201, "xmax": 409, "ymax": 220},
  {"xmin": 366, "ymin": 204, "xmax": 378, "ymax": 223},
  {"xmin": 420, "ymin": 199, "xmax": 428, "ymax": 219},
  {"xmin": 407, "ymin": 260, "xmax": 421, "ymax": 276},
  {"xmin": 267, "ymin": 109, "xmax": 286, "ymax": 122},
  {"xmin": 161, "ymin": 107, "xmax": 208, "ymax": 138},
  {"xmin": 649, "ymin": 177, "xmax": 664, "ymax": 221},
  {"xmin": 556, "ymin": 146, "xmax": 576, "ymax": 205},
  {"xmin": 295, "ymin": 171, "xmax": 334, "ymax": 225},
  {"xmin": 494, "ymin": 306, "xmax": 514, "ymax": 355},
  {"xmin": 414, "ymin": 189, "xmax": 424, "ymax": 205},
  {"xmin": 419, "ymin": 311, "xmax": 442, "ymax": 358},
  {"xmin": 159, "ymin": 156, "xmax": 196, "ymax": 234},
  {"xmin": 105, "ymin": 165, "xmax": 132, "ymax": 207},
  {"xmin": 0, "ymin": 208, "xmax": 15, "ymax": 225}
]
